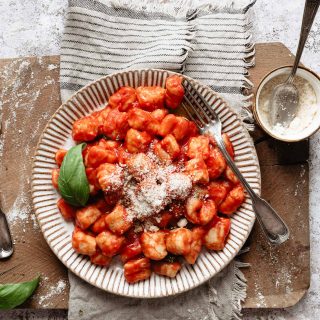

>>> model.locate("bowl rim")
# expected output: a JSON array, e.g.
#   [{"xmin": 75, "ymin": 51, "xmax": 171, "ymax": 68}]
[
  {"xmin": 253, "ymin": 65, "xmax": 320, "ymax": 142},
  {"xmin": 31, "ymin": 68, "xmax": 261, "ymax": 298}
]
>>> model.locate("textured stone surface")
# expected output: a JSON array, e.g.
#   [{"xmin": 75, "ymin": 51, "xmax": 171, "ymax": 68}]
[{"xmin": 0, "ymin": 0, "xmax": 320, "ymax": 319}]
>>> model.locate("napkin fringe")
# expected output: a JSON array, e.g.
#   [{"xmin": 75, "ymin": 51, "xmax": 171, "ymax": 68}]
[
  {"xmin": 239, "ymin": 16, "xmax": 256, "ymax": 131},
  {"xmin": 232, "ymin": 261, "xmax": 249, "ymax": 320}
]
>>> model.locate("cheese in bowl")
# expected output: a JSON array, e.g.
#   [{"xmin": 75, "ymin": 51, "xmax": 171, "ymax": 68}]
[{"xmin": 255, "ymin": 66, "xmax": 320, "ymax": 142}]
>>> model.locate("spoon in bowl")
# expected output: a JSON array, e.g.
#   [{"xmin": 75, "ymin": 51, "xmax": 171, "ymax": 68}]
[
  {"xmin": 0, "ymin": 206, "xmax": 13, "ymax": 259},
  {"xmin": 269, "ymin": 0, "xmax": 320, "ymax": 127}
]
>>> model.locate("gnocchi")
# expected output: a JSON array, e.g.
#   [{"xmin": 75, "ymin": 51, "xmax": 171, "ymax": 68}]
[
  {"xmin": 76, "ymin": 205, "xmax": 102, "ymax": 230},
  {"xmin": 105, "ymin": 203, "xmax": 133, "ymax": 235},
  {"xmin": 125, "ymin": 128, "xmax": 152, "ymax": 153},
  {"xmin": 124, "ymin": 257, "xmax": 151, "ymax": 283},
  {"xmin": 72, "ymin": 228, "xmax": 96, "ymax": 256},
  {"xmin": 136, "ymin": 86, "xmax": 166, "ymax": 111},
  {"xmin": 153, "ymin": 261, "xmax": 182, "ymax": 278},
  {"xmin": 164, "ymin": 75, "xmax": 184, "ymax": 109},
  {"xmin": 53, "ymin": 75, "xmax": 245, "ymax": 283},
  {"xmin": 154, "ymin": 134, "xmax": 180, "ymax": 161},
  {"xmin": 185, "ymin": 197, "xmax": 217, "ymax": 225},
  {"xmin": 184, "ymin": 227, "xmax": 205, "ymax": 264},
  {"xmin": 219, "ymin": 185, "xmax": 245, "ymax": 215},
  {"xmin": 96, "ymin": 230, "xmax": 125, "ymax": 257},
  {"xmin": 185, "ymin": 158, "xmax": 209, "ymax": 184},
  {"xmin": 166, "ymin": 228, "xmax": 193, "ymax": 256},
  {"xmin": 108, "ymin": 86, "xmax": 137, "ymax": 112},
  {"xmin": 140, "ymin": 231, "xmax": 168, "ymax": 260},
  {"xmin": 57, "ymin": 198, "xmax": 76, "ymax": 221},
  {"xmin": 55, "ymin": 149, "xmax": 67, "ymax": 166},
  {"xmin": 90, "ymin": 249, "xmax": 112, "ymax": 266},
  {"xmin": 72, "ymin": 116, "xmax": 99, "ymax": 142},
  {"xmin": 204, "ymin": 217, "xmax": 231, "ymax": 251}
]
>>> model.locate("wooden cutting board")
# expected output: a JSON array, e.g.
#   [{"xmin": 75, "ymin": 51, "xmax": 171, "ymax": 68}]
[{"xmin": 0, "ymin": 42, "xmax": 310, "ymax": 309}]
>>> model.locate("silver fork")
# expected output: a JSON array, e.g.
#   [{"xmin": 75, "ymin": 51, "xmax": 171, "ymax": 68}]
[{"xmin": 181, "ymin": 78, "xmax": 290, "ymax": 245}]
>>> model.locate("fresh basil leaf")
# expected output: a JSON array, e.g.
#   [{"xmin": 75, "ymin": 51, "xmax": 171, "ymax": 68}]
[
  {"xmin": 58, "ymin": 143, "xmax": 90, "ymax": 207},
  {"xmin": 0, "ymin": 276, "xmax": 40, "ymax": 309}
]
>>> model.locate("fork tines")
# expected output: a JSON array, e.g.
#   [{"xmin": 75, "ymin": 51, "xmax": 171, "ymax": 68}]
[{"xmin": 181, "ymin": 79, "xmax": 220, "ymax": 129}]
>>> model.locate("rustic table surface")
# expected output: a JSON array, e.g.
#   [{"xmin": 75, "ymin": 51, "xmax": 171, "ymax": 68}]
[{"xmin": 0, "ymin": 1, "xmax": 319, "ymax": 319}]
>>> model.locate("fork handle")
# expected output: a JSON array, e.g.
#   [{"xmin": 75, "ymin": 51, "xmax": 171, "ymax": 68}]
[{"xmin": 211, "ymin": 131, "xmax": 290, "ymax": 245}]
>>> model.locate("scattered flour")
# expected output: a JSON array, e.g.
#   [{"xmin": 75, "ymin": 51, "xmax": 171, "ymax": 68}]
[
  {"xmin": 122, "ymin": 153, "xmax": 192, "ymax": 221},
  {"xmin": 0, "ymin": 57, "xmax": 57, "ymax": 233},
  {"xmin": 6, "ymin": 194, "xmax": 31, "ymax": 224},
  {"xmin": 47, "ymin": 63, "xmax": 58, "ymax": 70},
  {"xmin": 254, "ymin": 282, "xmax": 267, "ymax": 308},
  {"xmin": 38, "ymin": 279, "xmax": 67, "ymax": 307}
]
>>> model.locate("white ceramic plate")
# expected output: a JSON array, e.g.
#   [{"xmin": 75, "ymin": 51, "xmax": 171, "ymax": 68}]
[{"xmin": 31, "ymin": 69, "xmax": 260, "ymax": 298}]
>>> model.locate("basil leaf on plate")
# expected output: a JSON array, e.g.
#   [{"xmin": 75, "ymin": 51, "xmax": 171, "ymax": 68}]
[
  {"xmin": 0, "ymin": 276, "xmax": 40, "ymax": 310},
  {"xmin": 58, "ymin": 143, "xmax": 90, "ymax": 207}
]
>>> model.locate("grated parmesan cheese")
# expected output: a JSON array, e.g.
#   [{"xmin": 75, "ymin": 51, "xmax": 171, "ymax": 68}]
[
  {"xmin": 119, "ymin": 152, "xmax": 192, "ymax": 222},
  {"xmin": 177, "ymin": 218, "xmax": 188, "ymax": 228},
  {"xmin": 104, "ymin": 165, "xmax": 123, "ymax": 192},
  {"xmin": 167, "ymin": 173, "xmax": 192, "ymax": 200}
]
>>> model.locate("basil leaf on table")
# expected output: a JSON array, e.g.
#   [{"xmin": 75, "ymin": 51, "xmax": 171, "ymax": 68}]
[
  {"xmin": 58, "ymin": 143, "xmax": 90, "ymax": 207},
  {"xmin": 0, "ymin": 276, "xmax": 40, "ymax": 309}
]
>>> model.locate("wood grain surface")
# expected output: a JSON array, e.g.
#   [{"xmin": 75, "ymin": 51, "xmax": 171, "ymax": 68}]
[
  {"xmin": 0, "ymin": 42, "xmax": 310, "ymax": 309},
  {"xmin": 243, "ymin": 42, "xmax": 310, "ymax": 308},
  {"xmin": 0, "ymin": 56, "xmax": 69, "ymax": 309}
]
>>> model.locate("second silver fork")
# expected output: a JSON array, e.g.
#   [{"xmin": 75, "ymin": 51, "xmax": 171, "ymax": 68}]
[{"xmin": 182, "ymin": 79, "xmax": 289, "ymax": 245}]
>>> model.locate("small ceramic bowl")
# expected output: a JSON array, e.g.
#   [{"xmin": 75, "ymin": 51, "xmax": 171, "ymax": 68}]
[{"xmin": 254, "ymin": 66, "xmax": 320, "ymax": 142}]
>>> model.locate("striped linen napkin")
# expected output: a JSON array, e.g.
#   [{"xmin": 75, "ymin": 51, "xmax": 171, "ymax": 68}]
[
  {"xmin": 60, "ymin": 0, "xmax": 255, "ymax": 127},
  {"xmin": 61, "ymin": 1, "xmax": 256, "ymax": 319}
]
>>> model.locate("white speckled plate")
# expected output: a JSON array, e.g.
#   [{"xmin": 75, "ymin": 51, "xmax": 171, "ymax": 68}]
[{"xmin": 31, "ymin": 69, "xmax": 260, "ymax": 298}]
